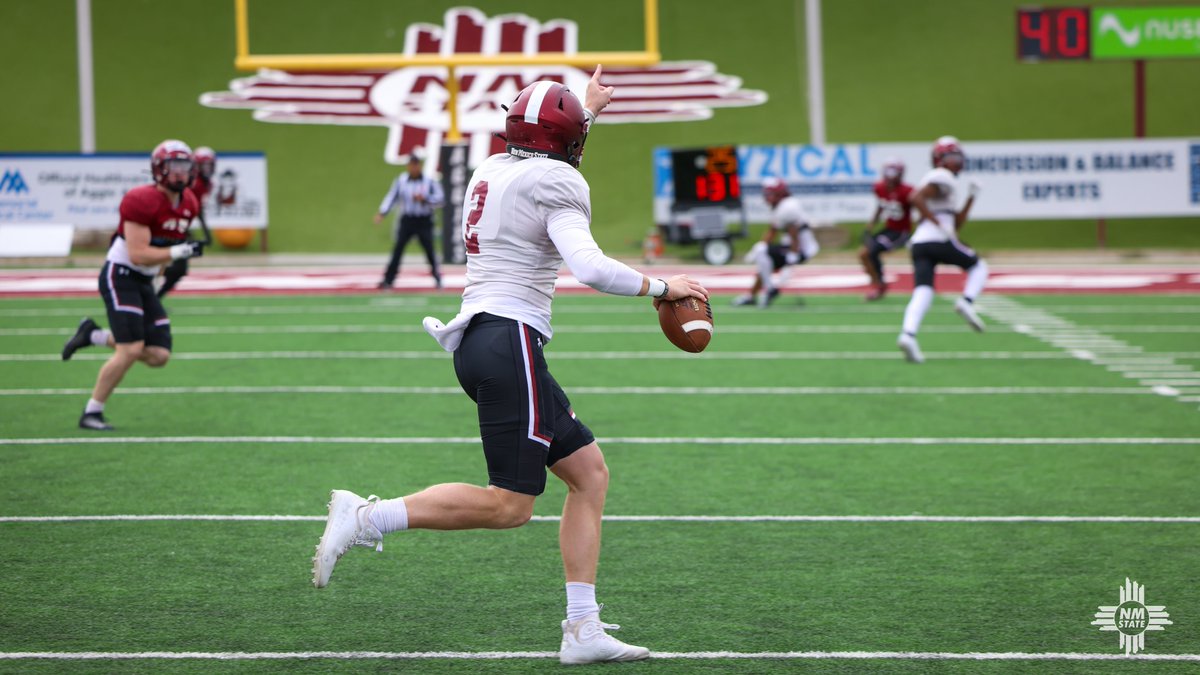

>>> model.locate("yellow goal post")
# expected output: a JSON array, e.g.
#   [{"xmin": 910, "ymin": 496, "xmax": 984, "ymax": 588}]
[{"xmin": 232, "ymin": 0, "xmax": 661, "ymax": 142}]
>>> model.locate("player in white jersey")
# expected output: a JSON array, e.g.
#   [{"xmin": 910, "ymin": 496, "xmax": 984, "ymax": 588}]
[
  {"xmin": 311, "ymin": 67, "xmax": 708, "ymax": 665},
  {"xmin": 897, "ymin": 136, "xmax": 988, "ymax": 363},
  {"xmin": 733, "ymin": 178, "xmax": 818, "ymax": 308}
]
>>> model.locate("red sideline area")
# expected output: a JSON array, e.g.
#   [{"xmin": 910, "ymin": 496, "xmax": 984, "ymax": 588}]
[{"xmin": 0, "ymin": 265, "xmax": 1198, "ymax": 297}]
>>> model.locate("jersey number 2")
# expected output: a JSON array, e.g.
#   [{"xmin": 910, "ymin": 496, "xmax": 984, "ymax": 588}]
[{"xmin": 463, "ymin": 181, "xmax": 488, "ymax": 255}]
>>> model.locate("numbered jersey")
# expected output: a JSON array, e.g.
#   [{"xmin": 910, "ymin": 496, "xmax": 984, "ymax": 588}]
[
  {"xmin": 873, "ymin": 181, "xmax": 913, "ymax": 233},
  {"xmin": 910, "ymin": 167, "xmax": 962, "ymax": 244},
  {"xmin": 108, "ymin": 184, "xmax": 200, "ymax": 276},
  {"xmin": 459, "ymin": 154, "xmax": 592, "ymax": 339}
]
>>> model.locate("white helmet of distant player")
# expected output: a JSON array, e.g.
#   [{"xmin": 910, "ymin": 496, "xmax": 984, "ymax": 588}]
[
  {"xmin": 932, "ymin": 136, "xmax": 964, "ymax": 170},
  {"xmin": 762, "ymin": 177, "xmax": 790, "ymax": 206}
]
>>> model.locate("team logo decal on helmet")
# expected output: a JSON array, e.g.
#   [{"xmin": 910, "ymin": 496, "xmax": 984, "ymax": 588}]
[
  {"xmin": 501, "ymin": 81, "xmax": 588, "ymax": 167},
  {"xmin": 152, "ymin": 139, "xmax": 194, "ymax": 192}
]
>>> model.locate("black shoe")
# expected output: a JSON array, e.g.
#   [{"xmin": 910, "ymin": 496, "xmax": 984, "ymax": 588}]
[
  {"xmin": 62, "ymin": 317, "xmax": 99, "ymax": 361},
  {"xmin": 765, "ymin": 288, "xmax": 781, "ymax": 305},
  {"xmin": 377, "ymin": 280, "xmax": 393, "ymax": 290},
  {"xmin": 79, "ymin": 411, "xmax": 114, "ymax": 431}
]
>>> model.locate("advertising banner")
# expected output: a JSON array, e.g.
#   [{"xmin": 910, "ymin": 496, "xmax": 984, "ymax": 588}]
[
  {"xmin": 653, "ymin": 138, "xmax": 1200, "ymax": 225},
  {"xmin": 1093, "ymin": 7, "xmax": 1200, "ymax": 59},
  {"xmin": 0, "ymin": 152, "xmax": 269, "ymax": 230}
]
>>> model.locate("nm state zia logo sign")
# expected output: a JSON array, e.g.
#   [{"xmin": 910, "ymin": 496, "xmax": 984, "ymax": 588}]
[{"xmin": 200, "ymin": 7, "xmax": 767, "ymax": 168}]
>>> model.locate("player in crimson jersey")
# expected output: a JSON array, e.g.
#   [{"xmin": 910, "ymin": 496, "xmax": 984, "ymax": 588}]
[
  {"xmin": 858, "ymin": 158, "xmax": 913, "ymax": 301},
  {"xmin": 310, "ymin": 68, "xmax": 707, "ymax": 664},
  {"xmin": 157, "ymin": 146, "xmax": 214, "ymax": 298},
  {"xmin": 61, "ymin": 140, "xmax": 205, "ymax": 430}
]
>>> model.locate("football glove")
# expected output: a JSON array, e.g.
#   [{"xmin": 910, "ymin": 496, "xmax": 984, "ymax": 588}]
[{"xmin": 169, "ymin": 241, "xmax": 205, "ymax": 260}]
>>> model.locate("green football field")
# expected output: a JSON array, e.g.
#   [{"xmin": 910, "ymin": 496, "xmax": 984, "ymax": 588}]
[{"xmin": 1, "ymin": 291, "xmax": 1199, "ymax": 672}]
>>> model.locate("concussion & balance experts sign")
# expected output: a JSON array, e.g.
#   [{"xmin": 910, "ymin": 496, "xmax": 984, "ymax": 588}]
[{"xmin": 654, "ymin": 138, "xmax": 1200, "ymax": 224}]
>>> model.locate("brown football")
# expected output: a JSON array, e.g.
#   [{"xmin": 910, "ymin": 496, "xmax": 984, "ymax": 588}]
[{"xmin": 657, "ymin": 296, "xmax": 713, "ymax": 353}]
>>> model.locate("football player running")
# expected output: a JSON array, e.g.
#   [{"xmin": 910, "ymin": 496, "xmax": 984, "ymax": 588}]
[
  {"xmin": 859, "ymin": 158, "xmax": 913, "ymax": 301},
  {"xmin": 732, "ymin": 177, "xmax": 817, "ymax": 308},
  {"xmin": 61, "ymin": 140, "xmax": 204, "ymax": 429},
  {"xmin": 157, "ymin": 146, "xmax": 215, "ymax": 298},
  {"xmin": 311, "ymin": 66, "xmax": 708, "ymax": 665},
  {"xmin": 897, "ymin": 136, "xmax": 988, "ymax": 364}
]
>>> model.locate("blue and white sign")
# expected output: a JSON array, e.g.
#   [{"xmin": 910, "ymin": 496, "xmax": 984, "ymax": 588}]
[
  {"xmin": 0, "ymin": 152, "xmax": 269, "ymax": 230},
  {"xmin": 654, "ymin": 138, "xmax": 1200, "ymax": 224}
]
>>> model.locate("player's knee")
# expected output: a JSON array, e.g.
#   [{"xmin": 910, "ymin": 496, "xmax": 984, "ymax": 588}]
[
  {"xmin": 115, "ymin": 342, "xmax": 144, "ymax": 362},
  {"xmin": 144, "ymin": 349, "xmax": 170, "ymax": 367},
  {"xmin": 494, "ymin": 498, "xmax": 534, "ymax": 529}
]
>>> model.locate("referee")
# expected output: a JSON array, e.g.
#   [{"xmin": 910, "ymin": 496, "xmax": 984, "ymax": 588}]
[{"xmin": 374, "ymin": 150, "xmax": 444, "ymax": 289}]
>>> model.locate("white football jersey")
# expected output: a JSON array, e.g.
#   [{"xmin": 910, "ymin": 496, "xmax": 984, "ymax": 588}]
[
  {"xmin": 910, "ymin": 167, "xmax": 962, "ymax": 244},
  {"xmin": 771, "ymin": 196, "xmax": 809, "ymax": 244},
  {"xmin": 456, "ymin": 153, "xmax": 591, "ymax": 340}
]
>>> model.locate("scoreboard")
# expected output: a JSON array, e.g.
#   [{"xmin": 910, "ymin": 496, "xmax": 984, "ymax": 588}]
[
  {"xmin": 671, "ymin": 145, "xmax": 741, "ymax": 206},
  {"xmin": 1017, "ymin": 7, "xmax": 1090, "ymax": 61}
]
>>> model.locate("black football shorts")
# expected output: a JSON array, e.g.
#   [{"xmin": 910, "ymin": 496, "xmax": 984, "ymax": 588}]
[
  {"xmin": 453, "ymin": 313, "xmax": 595, "ymax": 496},
  {"xmin": 98, "ymin": 261, "xmax": 172, "ymax": 349},
  {"xmin": 910, "ymin": 240, "xmax": 981, "ymax": 288}
]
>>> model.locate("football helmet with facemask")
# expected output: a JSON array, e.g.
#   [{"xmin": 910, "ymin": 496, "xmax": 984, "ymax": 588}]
[
  {"xmin": 193, "ymin": 146, "xmax": 217, "ymax": 180},
  {"xmin": 931, "ymin": 136, "xmax": 963, "ymax": 168},
  {"xmin": 762, "ymin": 177, "xmax": 791, "ymax": 205},
  {"xmin": 502, "ymin": 81, "xmax": 588, "ymax": 168},
  {"xmin": 151, "ymin": 139, "xmax": 194, "ymax": 192}
]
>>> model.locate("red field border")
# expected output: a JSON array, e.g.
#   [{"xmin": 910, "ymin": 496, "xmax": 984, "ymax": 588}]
[{"xmin": 0, "ymin": 264, "xmax": 1197, "ymax": 297}]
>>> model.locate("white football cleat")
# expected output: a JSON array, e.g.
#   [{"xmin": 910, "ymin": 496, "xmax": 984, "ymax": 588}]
[
  {"xmin": 897, "ymin": 333, "xmax": 925, "ymax": 364},
  {"xmin": 955, "ymin": 298, "xmax": 986, "ymax": 332},
  {"xmin": 312, "ymin": 489, "xmax": 383, "ymax": 588},
  {"xmin": 559, "ymin": 612, "xmax": 650, "ymax": 665},
  {"xmin": 731, "ymin": 293, "xmax": 755, "ymax": 307}
]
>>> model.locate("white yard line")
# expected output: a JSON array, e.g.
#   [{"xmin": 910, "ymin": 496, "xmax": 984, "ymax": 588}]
[
  {"xmin": 2, "ymin": 514, "xmax": 1197, "ymax": 524},
  {"xmin": 3, "ymin": 436, "xmax": 1198, "ymax": 446},
  {"xmin": 982, "ymin": 296, "xmax": 1200, "ymax": 411},
  {"xmin": 5, "ymin": 323, "xmax": 1200, "ymax": 336},
  {"xmin": 0, "ymin": 350, "xmax": 1090, "ymax": 362},
  {"xmin": 0, "ymin": 650, "xmax": 1196, "ymax": 661},
  {"xmin": 0, "ymin": 385, "xmax": 1158, "ymax": 396}
]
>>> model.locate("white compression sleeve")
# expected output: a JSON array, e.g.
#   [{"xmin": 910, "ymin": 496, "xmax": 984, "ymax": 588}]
[{"xmin": 547, "ymin": 213, "xmax": 643, "ymax": 296}]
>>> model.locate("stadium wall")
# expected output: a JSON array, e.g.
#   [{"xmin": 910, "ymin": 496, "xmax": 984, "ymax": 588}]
[{"xmin": 0, "ymin": 0, "xmax": 1198, "ymax": 255}]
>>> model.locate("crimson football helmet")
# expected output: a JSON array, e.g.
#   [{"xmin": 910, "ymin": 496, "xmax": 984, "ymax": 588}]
[
  {"xmin": 881, "ymin": 157, "xmax": 905, "ymax": 180},
  {"xmin": 762, "ymin": 177, "xmax": 790, "ymax": 204},
  {"xmin": 931, "ymin": 136, "xmax": 963, "ymax": 168},
  {"xmin": 502, "ymin": 81, "xmax": 588, "ymax": 167},
  {"xmin": 151, "ymin": 139, "xmax": 194, "ymax": 192},
  {"xmin": 193, "ymin": 146, "xmax": 217, "ymax": 180}
]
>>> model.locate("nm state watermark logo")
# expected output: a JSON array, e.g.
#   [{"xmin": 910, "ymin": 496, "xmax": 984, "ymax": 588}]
[
  {"xmin": 200, "ymin": 7, "xmax": 766, "ymax": 167},
  {"xmin": 1091, "ymin": 578, "xmax": 1172, "ymax": 655},
  {"xmin": 0, "ymin": 169, "xmax": 29, "ymax": 195}
]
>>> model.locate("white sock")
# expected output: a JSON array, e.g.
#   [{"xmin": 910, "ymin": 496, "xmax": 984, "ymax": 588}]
[
  {"xmin": 90, "ymin": 329, "xmax": 111, "ymax": 346},
  {"xmin": 755, "ymin": 247, "xmax": 774, "ymax": 288},
  {"xmin": 367, "ymin": 497, "xmax": 408, "ymax": 534},
  {"xmin": 566, "ymin": 582, "xmax": 599, "ymax": 622},
  {"xmin": 84, "ymin": 398, "xmax": 105, "ymax": 414},
  {"xmin": 963, "ymin": 259, "xmax": 989, "ymax": 302},
  {"xmin": 902, "ymin": 285, "xmax": 935, "ymax": 336}
]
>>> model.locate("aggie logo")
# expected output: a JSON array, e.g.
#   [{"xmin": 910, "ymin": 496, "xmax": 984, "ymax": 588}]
[
  {"xmin": 201, "ymin": 7, "xmax": 766, "ymax": 167},
  {"xmin": 1091, "ymin": 578, "xmax": 1172, "ymax": 655}
]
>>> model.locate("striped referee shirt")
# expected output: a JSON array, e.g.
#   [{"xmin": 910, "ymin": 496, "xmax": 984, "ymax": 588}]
[{"xmin": 378, "ymin": 173, "xmax": 444, "ymax": 219}]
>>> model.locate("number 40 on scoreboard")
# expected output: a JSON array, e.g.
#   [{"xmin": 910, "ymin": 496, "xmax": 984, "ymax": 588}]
[{"xmin": 1017, "ymin": 6, "xmax": 1090, "ymax": 61}]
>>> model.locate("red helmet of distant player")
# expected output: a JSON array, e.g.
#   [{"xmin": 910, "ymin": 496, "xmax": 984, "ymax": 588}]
[
  {"xmin": 503, "ymin": 81, "xmax": 589, "ymax": 168},
  {"xmin": 932, "ymin": 135, "xmax": 964, "ymax": 170},
  {"xmin": 881, "ymin": 157, "xmax": 905, "ymax": 182},
  {"xmin": 762, "ymin": 177, "xmax": 790, "ymax": 206},
  {"xmin": 151, "ymin": 139, "xmax": 194, "ymax": 192},
  {"xmin": 193, "ymin": 146, "xmax": 217, "ymax": 181}
]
